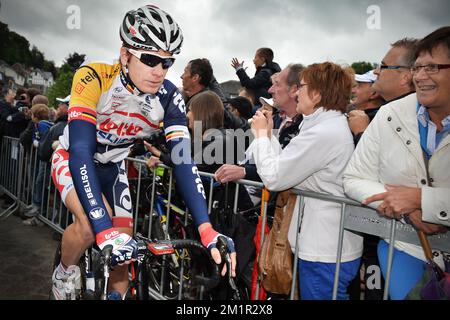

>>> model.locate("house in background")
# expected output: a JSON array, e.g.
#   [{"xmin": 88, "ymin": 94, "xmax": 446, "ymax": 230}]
[{"xmin": 28, "ymin": 68, "xmax": 54, "ymax": 93}]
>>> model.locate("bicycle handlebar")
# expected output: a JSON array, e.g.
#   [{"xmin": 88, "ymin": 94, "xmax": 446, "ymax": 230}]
[{"xmin": 135, "ymin": 234, "xmax": 220, "ymax": 291}]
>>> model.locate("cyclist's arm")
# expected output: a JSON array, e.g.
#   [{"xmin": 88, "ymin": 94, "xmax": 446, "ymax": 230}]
[
  {"xmin": 162, "ymin": 88, "xmax": 209, "ymax": 227},
  {"xmin": 67, "ymin": 66, "xmax": 113, "ymax": 234}
]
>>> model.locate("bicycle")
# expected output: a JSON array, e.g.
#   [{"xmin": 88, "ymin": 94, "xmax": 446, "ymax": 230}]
[{"xmin": 50, "ymin": 232, "xmax": 221, "ymax": 300}]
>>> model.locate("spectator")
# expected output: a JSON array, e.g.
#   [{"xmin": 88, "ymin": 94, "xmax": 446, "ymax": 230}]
[
  {"xmin": 181, "ymin": 58, "xmax": 214, "ymax": 106},
  {"xmin": 181, "ymin": 58, "xmax": 247, "ymax": 130},
  {"xmin": 343, "ymin": 27, "xmax": 450, "ymax": 300},
  {"xmin": 20, "ymin": 93, "xmax": 49, "ymax": 152},
  {"xmin": 227, "ymin": 96, "xmax": 252, "ymax": 133},
  {"xmin": 231, "ymin": 47, "xmax": 281, "ymax": 103},
  {"xmin": 215, "ymin": 63, "xmax": 304, "ymax": 185},
  {"xmin": 31, "ymin": 94, "xmax": 49, "ymax": 106},
  {"xmin": 22, "ymin": 103, "xmax": 53, "ymax": 226},
  {"xmin": 346, "ymin": 69, "xmax": 386, "ymax": 300},
  {"xmin": 38, "ymin": 95, "xmax": 70, "ymax": 162},
  {"xmin": 348, "ymin": 70, "xmax": 385, "ymax": 145},
  {"xmin": 259, "ymin": 96, "xmax": 276, "ymax": 113},
  {"xmin": 2, "ymin": 89, "xmax": 32, "ymax": 139},
  {"xmin": 373, "ymin": 38, "xmax": 419, "ymax": 102},
  {"xmin": 238, "ymin": 87, "xmax": 256, "ymax": 108},
  {"xmin": 248, "ymin": 62, "xmax": 363, "ymax": 300},
  {"xmin": 186, "ymin": 91, "xmax": 255, "ymax": 298},
  {"xmin": 0, "ymin": 89, "xmax": 16, "ymax": 146}
]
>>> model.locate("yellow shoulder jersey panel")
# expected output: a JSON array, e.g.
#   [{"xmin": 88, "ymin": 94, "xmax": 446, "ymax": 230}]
[{"xmin": 68, "ymin": 62, "xmax": 121, "ymax": 125}]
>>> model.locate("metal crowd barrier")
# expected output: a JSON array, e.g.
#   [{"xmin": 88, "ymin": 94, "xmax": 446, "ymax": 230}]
[
  {"xmin": 1, "ymin": 136, "xmax": 25, "ymax": 219},
  {"xmin": 1, "ymin": 141, "xmax": 448, "ymax": 300}
]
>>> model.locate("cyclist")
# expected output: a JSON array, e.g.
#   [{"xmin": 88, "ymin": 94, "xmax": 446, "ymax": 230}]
[{"xmin": 50, "ymin": 5, "xmax": 236, "ymax": 300}]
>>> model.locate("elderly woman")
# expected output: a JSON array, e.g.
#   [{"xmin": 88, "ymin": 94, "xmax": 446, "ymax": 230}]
[
  {"xmin": 249, "ymin": 62, "xmax": 363, "ymax": 299},
  {"xmin": 343, "ymin": 27, "xmax": 450, "ymax": 300}
]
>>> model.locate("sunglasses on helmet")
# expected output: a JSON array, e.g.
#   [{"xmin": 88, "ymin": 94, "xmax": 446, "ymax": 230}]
[{"xmin": 127, "ymin": 48, "xmax": 175, "ymax": 69}]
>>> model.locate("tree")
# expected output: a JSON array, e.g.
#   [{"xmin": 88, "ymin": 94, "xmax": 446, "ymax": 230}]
[
  {"xmin": 351, "ymin": 61, "xmax": 375, "ymax": 75},
  {"xmin": 46, "ymin": 68, "xmax": 74, "ymax": 109},
  {"xmin": 64, "ymin": 52, "xmax": 86, "ymax": 72},
  {"xmin": 30, "ymin": 46, "xmax": 45, "ymax": 70}
]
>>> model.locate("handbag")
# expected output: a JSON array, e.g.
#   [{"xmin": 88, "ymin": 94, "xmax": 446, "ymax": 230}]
[
  {"xmin": 257, "ymin": 189, "xmax": 297, "ymax": 295},
  {"xmin": 406, "ymin": 231, "xmax": 450, "ymax": 300}
]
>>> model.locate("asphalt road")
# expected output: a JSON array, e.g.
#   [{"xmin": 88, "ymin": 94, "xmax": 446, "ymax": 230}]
[{"xmin": 0, "ymin": 198, "xmax": 59, "ymax": 300}]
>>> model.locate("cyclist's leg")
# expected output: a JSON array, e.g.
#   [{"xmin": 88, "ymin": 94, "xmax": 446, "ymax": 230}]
[
  {"xmin": 51, "ymin": 147, "xmax": 113, "ymax": 265},
  {"xmin": 98, "ymin": 161, "xmax": 134, "ymax": 297}
]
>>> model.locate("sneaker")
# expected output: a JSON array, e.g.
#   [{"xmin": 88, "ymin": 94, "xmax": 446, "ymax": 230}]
[
  {"xmin": 23, "ymin": 205, "xmax": 39, "ymax": 218},
  {"xmin": 22, "ymin": 217, "xmax": 44, "ymax": 226},
  {"xmin": 51, "ymin": 265, "xmax": 81, "ymax": 300}
]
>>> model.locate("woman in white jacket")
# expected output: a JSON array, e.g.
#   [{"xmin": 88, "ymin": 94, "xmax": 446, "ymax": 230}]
[
  {"xmin": 343, "ymin": 27, "xmax": 450, "ymax": 299},
  {"xmin": 249, "ymin": 62, "xmax": 363, "ymax": 299}
]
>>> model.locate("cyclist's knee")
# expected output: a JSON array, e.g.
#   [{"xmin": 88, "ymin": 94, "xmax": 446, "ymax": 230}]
[{"xmin": 74, "ymin": 219, "xmax": 95, "ymax": 245}]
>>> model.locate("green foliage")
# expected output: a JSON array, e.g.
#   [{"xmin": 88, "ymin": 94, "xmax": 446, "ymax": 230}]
[
  {"xmin": 64, "ymin": 52, "xmax": 86, "ymax": 72},
  {"xmin": 0, "ymin": 21, "xmax": 32, "ymax": 66},
  {"xmin": 0, "ymin": 21, "xmax": 56, "ymax": 78},
  {"xmin": 351, "ymin": 61, "xmax": 375, "ymax": 75},
  {"xmin": 46, "ymin": 69, "xmax": 74, "ymax": 109}
]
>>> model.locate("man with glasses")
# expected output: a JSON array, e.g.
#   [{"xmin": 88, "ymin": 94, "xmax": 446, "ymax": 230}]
[
  {"xmin": 373, "ymin": 38, "xmax": 419, "ymax": 102},
  {"xmin": 50, "ymin": 5, "xmax": 235, "ymax": 300},
  {"xmin": 344, "ymin": 26, "xmax": 450, "ymax": 300}
]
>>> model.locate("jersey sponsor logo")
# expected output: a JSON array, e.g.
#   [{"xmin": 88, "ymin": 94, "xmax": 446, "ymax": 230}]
[
  {"xmin": 112, "ymin": 94, "xmax": 126, "ymax": 100},
  {"xmin": 104, "ymin": 229, "xmax": 119, "ymax": 240},
  {"xmin": 89, "ymin": 207, "xmax": 106, "ymax": 220},
  {"xmin": 79, "ymin": 164, "xmax": 94, "ymax": 200},
  {"xmin": 158, "ymin": 85, "xmax": 168, "ymax": 95},
  {"xmin": 68, "ymin": 110, "xmax": 82, "ymax": 120},
  {"xmin": 101, "ymin": 72, "xmax": 116, "ymax": 80},
  {"xmin": 75, "ymin": 83, "xmax": 85, "ymax": 94},
  {"xmin": 97, "ymin": 131, "xmax": 135, "ymax": 145},
  {"xmin": 99, "ymin": 118, "xmax": 144, "ymax": 136},
  {"xmin": 68, "ymin": 106, "xmax": 96, "ymax": 124},
  {"xmin": 173, "ymin": 92, "xmax": 186, "ymax": 114},
  {"xmin": 80, "ymin": 70, "xmax": 98, "ymax": 85},
  {"xmin": 114, "ymin": 87, "xmax": 123, "ymax": 93},
  {"xmin": 192, "ymin": 166, "xmax": 206, "ymax": 199}
]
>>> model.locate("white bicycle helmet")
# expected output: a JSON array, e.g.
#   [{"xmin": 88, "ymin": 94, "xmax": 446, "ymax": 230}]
[{"xmin": 120, "ymin": 5, "xmax": 183, "ymax": 55}]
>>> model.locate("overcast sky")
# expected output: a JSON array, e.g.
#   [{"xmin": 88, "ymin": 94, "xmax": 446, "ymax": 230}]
[{"xmin": 1, "ymin": 0, "xmax": 449, "ymax": 87}]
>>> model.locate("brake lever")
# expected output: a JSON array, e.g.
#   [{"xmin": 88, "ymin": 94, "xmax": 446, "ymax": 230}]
[{"xmin": 216, "ymin": 236, "xmax": 241, "ymax": 299}]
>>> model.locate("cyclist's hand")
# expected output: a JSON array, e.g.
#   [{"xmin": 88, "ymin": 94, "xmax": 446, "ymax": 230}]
[
  {"xmin": 96, "ymin": 228, "xmax": 138, "ymax": 266},
  {"xmin": 199, "ymin": 224, "xmax": 236, "ymax": 277}
]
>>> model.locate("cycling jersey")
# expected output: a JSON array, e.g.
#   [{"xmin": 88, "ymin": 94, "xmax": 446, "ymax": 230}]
[{"xmin": 55, "ymin": 60, "xmax": 209, "ymax": 234}]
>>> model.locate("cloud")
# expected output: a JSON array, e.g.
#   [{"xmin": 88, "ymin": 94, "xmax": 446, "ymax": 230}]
[{"xmin": 1, "ymin": 0, "xmax": 449, "ymax": 87}]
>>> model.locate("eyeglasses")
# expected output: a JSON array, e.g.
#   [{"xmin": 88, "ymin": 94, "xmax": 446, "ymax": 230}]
[
  {"xmin": 378, "ymin": 64, "xmax": 410, "ymax": 71},
  {"xmin": 127, "ymin": 48, "xmax": 175, "ymax": 70},
  {"xmin": 410, "ymin": 64, "xmax": 450, "ymax": 75}
]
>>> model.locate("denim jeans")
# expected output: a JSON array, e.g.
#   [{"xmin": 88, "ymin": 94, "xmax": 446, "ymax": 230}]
[
  {"xmin": 377, "ymin": 240, "xmax": 426, "ymax": 300},
  {"xmin": 298, "ymin": 258, "xmax": 361, "ymax": 300}
]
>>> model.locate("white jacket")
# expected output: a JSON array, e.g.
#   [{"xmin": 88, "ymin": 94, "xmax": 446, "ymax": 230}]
[
  {"xmin": 343, "ymin": 93, "xmax": 450, "ymax": 261},
  {"xmin": 249, "ymin": 108, "xmax": 363, "ymax": 263}
]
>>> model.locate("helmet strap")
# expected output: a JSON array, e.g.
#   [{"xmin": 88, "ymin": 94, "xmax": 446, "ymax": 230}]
[{"xmin": 120, "ymin": 66, "xmax": 144, "ymax": 96}]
